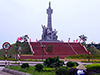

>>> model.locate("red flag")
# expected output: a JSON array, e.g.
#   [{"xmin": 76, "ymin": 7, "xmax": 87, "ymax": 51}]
[
  {"xmin": 68, "ymin": 38, "xmax": 70, "ymax": 42},
  {"xmin": 19, "ymin": 37, "xmax": 22, "ymax": 41},
  {"xmin": 17, "ymin": 37, "xmax": 22, "ymax": 41},
  {"xmin": 76, "ymin": 39, "xmax": 78, "ymax": 42},
  {"xmin": 17, "ymin": 37, "xmax": 20, "ymax": 41},
  {"xmin": 61, "ymin": 40, "xmax": 63, "ymax": 41},
  {"xmin": 17, "ymin": 38, "xmax": 19, "ymax": 41},
  {"xmin": 68, "ymin": 40, "xmax": 70, "ymax": 43},
  {"xmin": 36, "ymin": 39, "xmax": 38, "ymax": 42},
  {"xmin": 73, "ymin": 40, "xmax": 75, "ymax": 43},
  {"xmin": 29, "ymin": 39, "xmax": 31, "ymax": 42},
  {"xmin": 80, "ymin": 39, "xmax": 81, "ymax": 41}
]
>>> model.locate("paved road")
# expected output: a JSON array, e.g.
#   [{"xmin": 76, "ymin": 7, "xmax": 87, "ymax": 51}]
[
  {"xmin": 0, "ymin": 60, "xmax": 92, "ymax": 66},
  {"xmin": 0, "ymin": 66, "xmax": 13, "ymax": 75}
]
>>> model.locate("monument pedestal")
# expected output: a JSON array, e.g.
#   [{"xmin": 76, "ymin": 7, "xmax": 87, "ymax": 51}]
[
  {"xmin": 38, "ymin": 40, "xmax": 62, "ymax": 42},
  {"xmin": 20, "ymin": 42, "xmax": 89, "ymax": 59}
]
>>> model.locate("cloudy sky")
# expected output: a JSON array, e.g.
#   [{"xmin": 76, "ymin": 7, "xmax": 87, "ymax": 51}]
[{"xmin": 0, "ymin": 0, "xmax": 100, "ymax": 49}]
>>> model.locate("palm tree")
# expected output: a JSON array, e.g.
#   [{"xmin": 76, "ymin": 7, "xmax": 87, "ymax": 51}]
[
  {"xmin": 21, "ymin": 35, "xmax": 29, "ymax": 42},
  {"xmin": 79, "ymin": 35, "xmax": 87, "ymax": 44}
]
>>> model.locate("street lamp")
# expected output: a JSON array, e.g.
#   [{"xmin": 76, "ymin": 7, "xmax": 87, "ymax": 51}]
[
  {"xmin": 10, "ymin": 46, "xmax": 12, "ymax": 59},
  {"xmin": 41, "ymin": 44, "xmax": 46, "ymax": 61},
  {"xmin": 91, "ymin": 44, "xmax": 94, "ymax": 62},
  {"xmin": 15, "ymin": 41, "xmax": 18, "ymax": 61}
]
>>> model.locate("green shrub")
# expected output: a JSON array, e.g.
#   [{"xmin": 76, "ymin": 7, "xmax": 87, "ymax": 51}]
[
  {"xmin": 55, "ymin": 66, "xmax": 68, "ymax": 75},
  {"xmin": 43, "ymin": 56, "xmax": 64, "ymax": 68},
  {"xmin": 12, "ymin": 58, "xmax": 16, "ymax": 61},
  {"xmin": 20, "ymin": 59, "xmax": 27, "ymax": 61},
  {"xmin": 12, "ymin": 62, "xmax": 18, "ymax": 64},
  {"xmin": 85, "ymin": 63, "xmax": 100, "ymax": 70},
  {"xmin": 0, "ymin": 57, "xmax": 4, "ymax": 60},
  {"xmin": 73, "ymin": 62, "xmax": 79, "ymax": 66},
  {"xmin": 35, "ymin": 64, "xmax": 43, "ymax": 72},
  {"xmin": 27, "ymin": 59, "xmax": 33, "ymax": 61},
  {"xmin": 21, "ymin": 63, "xmax": 29, "ymax": 68},
  {"xmin": 43, "ymin": 67, "xmax": 55, "ymax": 72},
  {"xmin": 66, "ymin": 61, "xmax": 75, "ymax": 67}
]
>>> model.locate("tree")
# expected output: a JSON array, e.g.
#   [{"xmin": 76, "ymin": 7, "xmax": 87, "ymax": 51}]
[
  {"xmin": 21, "ymin": 35, "xmax": 29, "ymax": 42},
  {"xmin": 79, "ymin": 34, "xmax": 87, "ymax": 44},
  {"xmin": 16, "ymin": 35, "xmax": 31, "ymax": 54},
  {"xmin": 46, "ymin": 44, "xmax": 53, "ymax": 54}
]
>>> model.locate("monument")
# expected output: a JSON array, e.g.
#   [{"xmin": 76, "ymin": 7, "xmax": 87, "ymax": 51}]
[
  {"xmin": 20, "ymin": 2, "xmax": 90, "ymax": 59},
  {"xmin": 40, "ymin": 2, "xmax": 59, "ymax": 42}
]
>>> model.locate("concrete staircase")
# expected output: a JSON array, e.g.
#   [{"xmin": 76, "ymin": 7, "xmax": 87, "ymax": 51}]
[{"xmin": 20, "ymin": 42, "xmax": 89, "ymax": 59}]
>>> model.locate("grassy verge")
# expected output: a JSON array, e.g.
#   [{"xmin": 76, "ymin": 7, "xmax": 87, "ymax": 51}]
[
  {"xmin": 65, "ymin": 54, "xmax": 100, "ymax": 59},
  {"xmin": 0, "ymin": 57, "xmax": 45, "ymax": 62},
  {"xmin": 8, "ymin": 66, "xmax": 56, "ymax": 75},
  {"xmin": 65, "ymin": 54, "xmax": 100, "ymax": 63},
  {"xmin": 65, "ymin": 59, "xmax": 100, "ymax": 62},
  {"xmin": 95, "ymin": 73, "xmax": 100, "ymax": 75},
  {"xmin": 7, "ymin": 64, "xmax": 100, "ymax": 75}
]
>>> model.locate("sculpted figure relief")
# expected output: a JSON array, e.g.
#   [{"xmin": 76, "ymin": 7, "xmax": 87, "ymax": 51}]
[
  {"xmin": 51, "ymin": 29, "xmax": 58, "ymax": 40},
  {"xmin": 42, "ymin": 25, "xmax": 47, "ymax": 40},
  {"xmin": 41, "ymin": 25, "xmax": 58, "ymax": 40}
]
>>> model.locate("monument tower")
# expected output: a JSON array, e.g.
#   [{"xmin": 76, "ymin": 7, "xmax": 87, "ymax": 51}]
[
  {"xmin": 40, "ymin": 2, "xmax": 58, "ymax": 41},
  {"xmin": 47, "ymin": 2, "xmax": 53, "ymax": 31}
]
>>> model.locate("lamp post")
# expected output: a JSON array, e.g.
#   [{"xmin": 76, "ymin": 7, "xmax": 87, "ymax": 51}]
[
  {"xmin": 87, "ymin": 44, "xmax": 91, "ymax": 61},
  {"xmin": 15, "ymin": 41, "xmax": 18, "ymax": 61},
  {"xmin": 41, "ymin": 44, "xmax": 46, "ymax": 61},
  {"xmin": 92, "ymin": 45, "xmax": 94, "ymax": 62},
  {"xmin": 10, "ymin": 46, "xmax": 12, "ymax": 60}
]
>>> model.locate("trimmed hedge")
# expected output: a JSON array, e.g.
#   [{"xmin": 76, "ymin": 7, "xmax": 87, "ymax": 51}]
[
  {"xmin": 35, "ymin": 64, "xmax": 43, "ymax": 72},
  {"xmin": 21, "ymin": 63, "xmax": 29, "ymax": 68},
  {"xmin": 66, "ymin": 61, "xmax": 74, "ymax": 67}
]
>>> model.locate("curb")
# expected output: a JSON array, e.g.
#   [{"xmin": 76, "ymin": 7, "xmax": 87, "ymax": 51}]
[{"xmin": 3, "ymin": 68, "xmax": 32, "ymax": 75}]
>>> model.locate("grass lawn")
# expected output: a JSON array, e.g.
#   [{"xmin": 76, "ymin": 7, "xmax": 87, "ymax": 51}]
[
  {"xmin": 95, "ymin": 73, "xmax": 100, "ymax": 75},
  {"xmin": 9, "ymin": 66, "xmax": 56, "ymax": 75}
]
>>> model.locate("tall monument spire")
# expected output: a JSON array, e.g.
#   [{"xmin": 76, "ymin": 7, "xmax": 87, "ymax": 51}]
[
  {"xmin": 40, "ymin": 2, "xmax": 58, "ymax": 41},
  {"xmin": 47, "ymin": 2, "xmax": 53, "ymax": 31}
]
